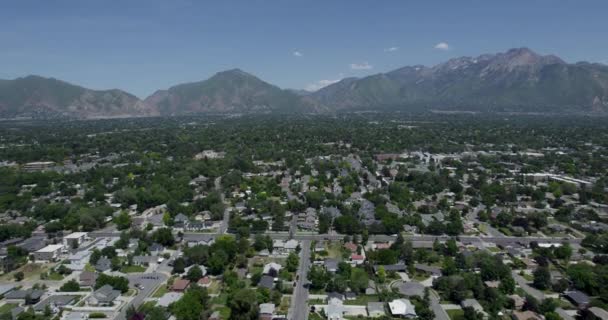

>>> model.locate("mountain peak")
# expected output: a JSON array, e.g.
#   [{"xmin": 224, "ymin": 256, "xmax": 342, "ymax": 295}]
[{"xmin": 214, "ymin": 68, "xmax": 255, "ymax": 78}]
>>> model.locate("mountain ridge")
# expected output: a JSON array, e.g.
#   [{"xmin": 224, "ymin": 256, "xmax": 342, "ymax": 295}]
[{"xmin": 1, "ymin": 48, "xmax": 607, "ymax": 119}]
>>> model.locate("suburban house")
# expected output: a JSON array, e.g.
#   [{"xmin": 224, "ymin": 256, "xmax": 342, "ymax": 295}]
[
  {"xmin": 564, "ymin": 290, "xmax": 591, "ymax": 309},
  {"xmin": 388, "ymin": 299, "xmax": 416, "ymax": 318},
  {"xmin": 95, "ymin": 257, "xmax": 112, "ymax": 272},
  {"xmin": 350, "ymin": 254, "xmax": 365, "ymax": 265},
  {"xmin": 259, "ymin": 275, "xmax": 275, "ymax": 290},
  {"xmin": 5, "ymin": 289, "xmax": 44, "ymax": 304},
  {"xmin": 367, "ymin": 302, "xmax": 386, "ymax": 318},
  {"xmin": 259, "ymin": 303, "xmax": 275, "ymax": 320},
  {"xmin": 171, "ymin": 279, "xmax": 191, "ymax": 292},
  {"xmin": 263, "ymin": 262, "xmax": 282, "ymax": 276},
  {"xmin": 88, "ymin": 285, "xmax": 120, "ymax": 306},
  {"xmin": 79, "ymin": 271, "xmax": 97, "ymax": 287},
  {"xmin": 324, "ymin": 259, "xmax": 339, "ymax": 273}
]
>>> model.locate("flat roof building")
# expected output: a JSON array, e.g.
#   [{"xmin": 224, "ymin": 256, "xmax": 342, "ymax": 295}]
[{"xmin": 34, "ymin": 244, "xmax": 64, "ymax": 261}]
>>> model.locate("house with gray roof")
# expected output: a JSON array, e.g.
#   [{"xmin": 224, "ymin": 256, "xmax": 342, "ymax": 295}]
[
  {"xmin": 34, "ymin": 295, "xmax": 77, "ymax": 312},
  {"xmin": 95, "ymin": 257, "xmax": 111, "ymax": 272},
  {"xmin": 5, "ymin": 289, "xmax": 44, "ymax": 304},
  {"xmin": 367, "ymin": 302, "xmax": 386, "ymax": 318},
  {"xmin": 325, "ymin": 259, "xmax": 339, "ymax": 273},
  {"xmin": 258, "ymin": 275, "xmax": 275, "ymax": 290},
  {"xmin": 88, "ymin": 285, "xmax": 120, "ymax": 306}
]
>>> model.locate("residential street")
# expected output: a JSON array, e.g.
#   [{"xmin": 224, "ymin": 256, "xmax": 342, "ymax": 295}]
[
  {"xmin": 116, "ymin": 272, "xmax": 168, "ymax": 320},
  {"xmin": 288, "ymin": 240, "xmax": 311, "ymax": 320},
  {"xmin": 429, "ymin": 289, "xmax": 450, "ymax": 320}
]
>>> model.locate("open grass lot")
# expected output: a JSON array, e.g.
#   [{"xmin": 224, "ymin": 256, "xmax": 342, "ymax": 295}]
[
  {"xmin": 327, "ymin": 243, "xmax": 347, "ymax": 259},
  {"xmin": 0, "ymin": 263, "xmax": 54, "ymax": 281},
  {"xmin": 447, "ymin": 309, "xmax": 465, "ymax": 320},
  {"xmin": 120, "ymin": 265, "xmax": 147, "ymax": 273}
]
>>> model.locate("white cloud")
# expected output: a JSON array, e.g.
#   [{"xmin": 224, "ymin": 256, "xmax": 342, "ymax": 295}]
[
  {"xmin": 350, "ymin": 62, "xmax": 373, "ymax": 70},
  {"xmin": 384, "ymin": 47, "xmax": 399, "ymax": 52},
  {"xmin": 293, "ymin": 51, "xmax": 303, "ymax": 57},
  {"xmin": 434, "ymin": 42, "xmax": 450, "ymax": 51},
  {"xmin": 305, "ymin": 79, "xmax": 341, "ymax": 92}
]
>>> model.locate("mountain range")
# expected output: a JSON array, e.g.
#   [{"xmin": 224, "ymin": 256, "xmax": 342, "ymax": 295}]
[{"xmin": 1, "ymin": 48, "xmax": 607, "ymax": 119}]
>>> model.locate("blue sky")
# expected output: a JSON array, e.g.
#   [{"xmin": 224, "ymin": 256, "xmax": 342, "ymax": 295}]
[{"xmin": 1, "ymin": 0, "xmax": 607, "ymax": 97}]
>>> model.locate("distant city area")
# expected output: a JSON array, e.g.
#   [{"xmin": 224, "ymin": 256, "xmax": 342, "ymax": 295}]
[{"xmin": 0, "ymin": 114, "xmax": 606, "ymax": 320}]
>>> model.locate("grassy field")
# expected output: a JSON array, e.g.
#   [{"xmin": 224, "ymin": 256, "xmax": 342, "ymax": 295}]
[
  {"xmin": 0, "ymin": 263, "xmax": 53, "ymax": 281},
  {"xmin": 447, "ymin": 309, "xmax": 465, "ymax": 320},
  {"xmin": 327, "ymin": 243, "xmax": 346, "ymax": 259},
  {"xmin": 120, "ymin": 265, "xmax": 147, "ymax": 273}
]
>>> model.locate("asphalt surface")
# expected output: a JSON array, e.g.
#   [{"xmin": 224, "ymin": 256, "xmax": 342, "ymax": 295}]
[
  {"xmin": 115, "ymin": 272, "xmax": 167, "ymax": 320},
  {"xmin": 429, "ymin": 289, "xmax": 450, "ymax": 320},
  {"xmin": 288, "ymin": 240, "xmax": 311, "ymax": 320},
  {"xmin": 89, "ymin": 231, "xmax": 580, "ymax": 246}
]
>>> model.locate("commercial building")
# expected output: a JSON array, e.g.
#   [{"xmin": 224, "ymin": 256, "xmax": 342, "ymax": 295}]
[
  {"xmin": 34, "ymin": 244, "xmax": 64, "ymax": 261},
  {"xmin": 63, "ymin": 232, "xmax": 87, "ymax": 248}
]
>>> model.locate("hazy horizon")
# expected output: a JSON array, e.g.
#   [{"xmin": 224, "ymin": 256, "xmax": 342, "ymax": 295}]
[{"xmin": 2, "ymin": 0, "xmax": 608, "ymax": 97}]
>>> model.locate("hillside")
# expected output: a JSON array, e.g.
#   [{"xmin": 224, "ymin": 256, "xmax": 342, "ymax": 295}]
[
  {"xmin": 144, "ymin": 69, "xmax": 318, "ymax": 115},
  {"xmin": 0, "ymin": 76, "xmax": 157, "ymax": 119},
  {"xmin": 312, "ymin": 48, "xmax": 608, "ymax": 113}
]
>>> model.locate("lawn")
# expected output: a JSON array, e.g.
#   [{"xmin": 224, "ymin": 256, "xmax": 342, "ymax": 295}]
[
  {"xmin": 216, "ymin": 306, "xmax": 230, "ymax": 319},
  {"xmin": 0, "ymin": 304, "xmax": 18, "ymax": 314},
  {"xmin": 447, "ymin": 309, "xmax": 465, "ymax": 320},
  {"xmin": 343, "ymin": 295, "xmax": 380, "ymax": 305},
  {"xmin": 47, "ymin": 272, "xmax": 64, "ymax": 280},
  {"xmin": 278, "ymin": 296, "xmax": 290, "ymax": 314},
  {"xmin": 152, "ymin": 285, "xmax": 169, "ymax": 298},
  {"xmin": 309, "ymin": 313, "xmax": 324, "ymax": 320},
  {"xmin": 211, "ymin": 293, "xmax": 229, "ymax": 305},
  {"xmin": 327, "ymin": 243, "xmax": 347, "ymax": 259},
  {"xmin": 120, "ymin": 265, "xmax": 147, "ymax": 273}
]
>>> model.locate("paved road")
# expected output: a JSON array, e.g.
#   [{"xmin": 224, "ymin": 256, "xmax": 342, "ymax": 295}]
[
  {"xmin": 289, "ymin": 215, "xmax": 297, "ymax": 239},
  {"xmin": 90, "ymin": 231, "xmax": 580, "ymax": 246},
  {"xmin": 512, "ymin": 271, "xmax": 544, "ymax": 301},
  {"xmin": 288, "ymin": 240, "xmax": 311, "ymax": 320},
  {"xmin": 512, "ymin": 271, "xmax": 575, "ymax": 320},
  {"xmin": 115, "ymin": 272, "xmax": 167, "ymax": 320},
  {"xmin": 214, "ymin": 176, "xmax": 231, "ymax": 235},
  {"xmin": 429, "ymin": 289, "xmax": 450, "ymax": 320}
]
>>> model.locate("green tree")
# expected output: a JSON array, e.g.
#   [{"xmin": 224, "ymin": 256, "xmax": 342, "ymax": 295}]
[
  {"xmin": 186, "ymin": 265, "xmax": 204, "ymax": 282},
  {"xmin": 286, "ymin": 252, "xmax": 299, "ymax": 272},
  {"xmin": 377, "ymin": 266, "xmax": 386, "ymax": 284},
  {"xmin": 533, "ymin": 266, "xmax": 551, "ymax": 290},
  {"xmin": 113, "ymin": 211, "xmax": 132, "ymax": 230},
  {"xmin": 152, "ymin": 228, "xmax": 175, "ymax": 247},
  {"xmin": 228, "ymin": 289, "xmax": 259, "ymax": 320},
  {"xmin": 172, "ymin": 257, "xmax": 186, "ymax": 274},
  {"xmin": 349, "ymin": 268, "xmax": 369, "ymax": 293},
  {"xmin": 14, "ymin": 271, "xmax": 24, "ymax": 281},
  {"xmin": 60, "ymin": 279, "xmax": 80, "ymax": 292}
]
